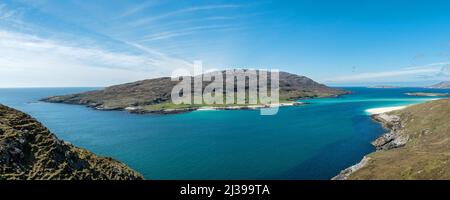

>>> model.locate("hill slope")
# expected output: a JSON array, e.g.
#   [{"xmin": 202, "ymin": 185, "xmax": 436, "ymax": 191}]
[
  {"xmin": 0, "ymin": 104, "xmax": 143, "ymax": 180},
  {"xmin": 42, "ymin": 71, "xmax": 348, "ymax": 113},
  {"xmin": 335, "ymin": 98, "xmax": 450, "ymax": 180}
]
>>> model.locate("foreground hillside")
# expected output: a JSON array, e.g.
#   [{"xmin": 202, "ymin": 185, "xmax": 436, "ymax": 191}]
[
  {"xmin": 0, "ymin": 104, "xmax": 143, "ymax": 180},
  {"xmin": 335, "ymin": 98, "xmax": 450, "ymax": 180},
  {"xmin": 42, "ymin": 70, "xmax": 348, "ymax": 114}
]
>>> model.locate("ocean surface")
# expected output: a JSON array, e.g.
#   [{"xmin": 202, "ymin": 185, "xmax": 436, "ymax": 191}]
[{"xmin": 0, "ymin": 87, "xmax": 448, "ymax": 180}]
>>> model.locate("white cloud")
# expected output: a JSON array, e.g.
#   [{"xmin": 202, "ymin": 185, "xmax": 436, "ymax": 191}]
[
  {"xmin": 116, "ymin": 1, "xmax": 160, "ymax": 19},
  {"xmin": 437, "ymin": 65, "xmax": 450, "ymax": 76},
  {"xmin": 141, "ymin": 24, "xmax": 238, "ymax": 41},
  {"xmin": 0, "ymin": 30, "xmax": 193, "ymax": 87},
  {"xmin": 129, "ymin": 4, "xmax": 242, "ymax": 26},
  {"xmin": 327, "ymin": 63, "xmax": 450, "ymax": 83},
  {"xmin": 0, "ymin": 4, "xmax": 16, "ymax": 20}
]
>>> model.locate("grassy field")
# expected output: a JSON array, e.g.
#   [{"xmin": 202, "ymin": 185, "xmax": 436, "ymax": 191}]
[{"xmin": 348, "ymin": 98, "xmax": 450, "ymax": 180}]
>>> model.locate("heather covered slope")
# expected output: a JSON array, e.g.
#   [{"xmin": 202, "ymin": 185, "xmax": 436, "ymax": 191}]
[
  {"xmin": 41, "ymin": 71, "xmax": 348, "ymax": 113},
  {"xmin": 0, "ymin": 104, "xmax": 143, "ymax": 180},
  {"xmin": 347, "ymin": 99, "xmax": 450, "ymax": 180}
]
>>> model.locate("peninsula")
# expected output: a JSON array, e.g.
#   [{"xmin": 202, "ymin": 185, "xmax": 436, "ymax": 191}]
[
  {"xmin": 42, "ymin": 70, "xmax": 349, "ymax": 114},
  {"xmin": 0, "ymin": 104, "xmax": 143, "ymax": 180},
  {"xmin": 334, "ymin": 98, "xmax": 450, "ymax": 180}
]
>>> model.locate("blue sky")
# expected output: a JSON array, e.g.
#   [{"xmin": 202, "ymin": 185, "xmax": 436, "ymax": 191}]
[{"xmin": 1, "ymin": 0, "xmax": 450, "ymax": 87}]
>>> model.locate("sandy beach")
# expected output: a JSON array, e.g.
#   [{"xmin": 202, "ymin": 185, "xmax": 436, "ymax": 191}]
[
  {"xmin": 196, "ymin": 102, "xmax": 303, "ymax": 111},
  {"xmin": 365, "ymin": 105, "xmax": 408, "ymax": 115}
]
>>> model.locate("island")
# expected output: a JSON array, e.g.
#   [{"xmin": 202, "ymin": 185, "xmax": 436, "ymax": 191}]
[
  {"xmin": 41, "ymin": 70, "xmax": 349, "ymax": 114},
  {"xmin": 0, "ymin": 104, "xmax": 143, "ymax": 180},
  {"xmin": 334, "ymin": 98, "xmax": 450, "ymax": 180},
  {"xmin": 405, "ymin": 92, "xmax": 450, "ymax": 97}
]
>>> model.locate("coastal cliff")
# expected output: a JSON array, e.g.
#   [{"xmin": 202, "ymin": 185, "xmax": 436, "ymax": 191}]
[
  {"xmin": 334, "ymin": 98, "xmax": 450, "ymax": 180},
  {"xmin": 41, "ymin": 70, "xmax": 348, "ymax": 114},
  {"xmin": 0, "ymin": 104, "xmax": 143, "ymax": 180}
]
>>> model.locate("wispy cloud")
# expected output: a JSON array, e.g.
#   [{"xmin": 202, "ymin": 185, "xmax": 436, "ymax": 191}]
[
  {"xmin": 0, "ymin": 29, "xmax": 194, "ymax": 87},
  {"xmin": 435, "ymin": 65, "xmax": 450, "ymax": 76},
  {"xmin": 0, "ymin": 4, "xmax": 15, "ymax": 20},
  {"xmin": 0, "ymin": 2, "xmax": 199, "ymax": 87},
  {"xmin": 116, "ymin": 1, "xmax": 160, "ymax": 19},
  {"xmin": 140, "ymin": 24, "xmax": 239, "ymax": 41},
  {"xmin": 327, "ymin": 62, "xmax": 450, "ymax": 83},
  {"xmin": 0, "ymin": 29, "xmax": 192, "ymax": 70},
  {"xmin": 0, "ymin": 3, "xmax": 24, "ymax": 26},
  {"xmin": 129, "ymin": 4, "xmax": 243, "ymax": 27}
]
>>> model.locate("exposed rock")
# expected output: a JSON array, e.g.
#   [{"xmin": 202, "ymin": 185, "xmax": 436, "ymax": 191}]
[
  {"xmin": 335, "ymin": 98, "xmax": 450, "ymax": 180},
  {"xmin": 371, "ymin": 113, "xmax": 408, "ymax": 150},
  {"xmin": 0, "ymin": 104, "xmax": 143, "ymax": 180},
  {"xmin": 332, "ymin": 157, "xmax": 371, "ymax": 180}
]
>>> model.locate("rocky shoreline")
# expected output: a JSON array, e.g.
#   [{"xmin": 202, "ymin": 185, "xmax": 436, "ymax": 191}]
[{"xmin": 332, "ymin": 112, "xmax": 407, "ymax": 180}]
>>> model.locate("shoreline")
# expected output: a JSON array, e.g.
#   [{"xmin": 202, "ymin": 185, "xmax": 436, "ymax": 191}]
[
  {"xmin": 333, "ymin": 98, "xmax": 441, "ymax": 180},
  {"xmin": 333, "ymin": 110, "xmax": 405, "ymax": 180},
  {"xmin": 195, "ymin": 102, "xmax": 304, "ymax": 111},
  {"xmin": 365, "ymin": 105, "xmax": 408, "ymax": 115},
  {"xmin": 364, "ymin": 97, "xmax": 440, "ymax": 115},
  {"xmin": 42, "ymin": 98, "xmax": 307, "ymax": 114},
  {"xmin": 131, "ymin": 102, "xmax": 305, "ymax": 114}
]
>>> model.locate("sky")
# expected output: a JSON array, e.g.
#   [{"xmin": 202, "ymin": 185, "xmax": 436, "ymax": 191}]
[{"xmin": 1, "ymin": 0, "xmax": 450, "ymax": 87}]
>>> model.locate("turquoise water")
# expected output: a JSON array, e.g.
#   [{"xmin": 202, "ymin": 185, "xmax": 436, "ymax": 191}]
[{"xmin": 0, "ymin": 87, "xmax": 448, "ymax": 180}]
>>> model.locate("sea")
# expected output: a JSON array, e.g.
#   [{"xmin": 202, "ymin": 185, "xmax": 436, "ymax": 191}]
[{"xmin": 0, "ymin": 87, "xmax": 448, "ymax": 179}]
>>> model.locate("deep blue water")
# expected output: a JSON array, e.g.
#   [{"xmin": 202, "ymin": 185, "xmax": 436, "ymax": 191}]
[{"xmin": 0, "ymin": 87, "xmax": 448, "ymax": 180}]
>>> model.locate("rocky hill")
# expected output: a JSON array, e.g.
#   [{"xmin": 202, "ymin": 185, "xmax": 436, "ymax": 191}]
[
  {"xmin": 42, "ymin": 70, "xmax": 349, "ymax": 114},
  {"xmin": 427, "ymin": 81, "xmax": 450, "ymax": 89},
  {"xmin": 334, "ymin": 98, "xmax": 450, "ymax": 180},
  {"xmin": 0, "ymin": 104, "xmax": 143, "ymax": 180}
]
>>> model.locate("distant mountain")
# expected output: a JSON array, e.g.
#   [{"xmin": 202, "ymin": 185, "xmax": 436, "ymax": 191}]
[
  {"xmin": 42, "ymin": 70, "xmax": 349, "ymax": 114},
  {"xmin": 427, "ymin": 81, "xmax": 450, "ymax": 89},
  {"xmin": 0, "ymin": 104, "xmax": 143, "ymax": 180}
]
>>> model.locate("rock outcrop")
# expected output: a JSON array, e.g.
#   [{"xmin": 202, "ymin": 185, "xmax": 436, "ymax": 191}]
[
  {"xmin": 0, "ymin": 104, "xmax": 143, "ymax": 180},
  {"xmin": 371, "ymin": 113, "xmax": 409, "ymax": 150},
  {"xmin": 334, "ymin": 98, "xmax": 450, "ymax": 180}
]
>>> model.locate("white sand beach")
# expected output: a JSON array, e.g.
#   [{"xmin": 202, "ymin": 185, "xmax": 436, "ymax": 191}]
[
  {"xmin": 196, "ymin": 102, "xmax": 303, "ymax": 111},
  {"xmin": 365, "ymin": 106, "xmax": 408, "ymax": 115}
]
